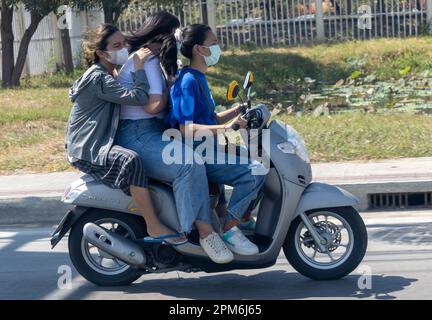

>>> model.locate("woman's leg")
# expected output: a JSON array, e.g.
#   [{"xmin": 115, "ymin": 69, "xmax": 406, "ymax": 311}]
[
  {"xmin": 115, "ymin": 119, "xmax": 213, "ymax": 233},
  {"xmin": 129, "ymin": 185, "xmax": 186, "ymax": 242},
  {"xmin": 105, "ymin": 145, "xmax": 186, "ymax": 242}
]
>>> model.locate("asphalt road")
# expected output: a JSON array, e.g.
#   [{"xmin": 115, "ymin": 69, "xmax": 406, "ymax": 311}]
[{"xmin": 0, "ymin": 210, "xmax": 431, "ymax": 300}]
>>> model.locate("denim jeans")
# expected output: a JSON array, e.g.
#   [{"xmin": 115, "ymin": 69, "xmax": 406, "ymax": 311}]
[
  {"xmin": 114, "ymin": 118, "xmax": 212, "ymax": 233},
  {"xmin": 193, "ymin": 139, "xmax": 267, "ymax": 223}
]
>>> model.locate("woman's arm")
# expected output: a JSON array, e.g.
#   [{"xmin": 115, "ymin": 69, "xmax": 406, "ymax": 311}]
[
  {"xmin": 144, "ymin": 86, "xmax": 170, "ymax": 114},
  {"xmin": 179, "ymin": 115, "xmax": 247, "ymax": 137},
  {"xmin": 215, "ymin": 105, "xmax": 242, "ymax": 124},
  {"xmin": 141, "ymin": 58, "xmax": 169, "ymax": 114},
  {"xmin": 96, "ymin": 48, "xmax": 152, "ymax": 106}
]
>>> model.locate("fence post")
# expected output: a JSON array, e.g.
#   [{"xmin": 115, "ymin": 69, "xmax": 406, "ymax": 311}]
[
  {"xmin": 207, "ymin": 0, "xmax": 217, "ymax": 31},
  {"xmin": 428, "ymin": 0, "xmax": 432, "ymax": 34},
  {"xmin": 315, "ymin": 0, "xmax": 325, "ymax": 40}
]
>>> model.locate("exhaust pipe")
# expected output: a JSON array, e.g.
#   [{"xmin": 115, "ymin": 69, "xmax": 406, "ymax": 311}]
[{"xmin": 83, "ymin": 223, "xmax": 146, "ymax": 268}]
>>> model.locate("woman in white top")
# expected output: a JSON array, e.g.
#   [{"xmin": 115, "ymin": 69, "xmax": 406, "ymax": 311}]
[{"xmin": 114, "ymin": 11, "xmax": 234, "ymax": 264}]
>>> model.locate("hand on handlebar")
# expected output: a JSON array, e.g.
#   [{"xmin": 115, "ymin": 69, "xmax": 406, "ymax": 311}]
[
  {"xmin": 228, "ymin": 114, "xmax": 248, "ymax": 131},
  {"xmin": 238, "ymin": 102, "xmax": 248, "ymax": 115}
]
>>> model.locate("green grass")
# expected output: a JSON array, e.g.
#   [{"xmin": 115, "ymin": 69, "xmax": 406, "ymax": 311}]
[
  {"xmin": 208, "ymin": 37, "xmax": 432, "ymax": 104},
  {"xmin": 282, "ymin": 113, "xmax": 432, "ymax": 162},
  {"xmin": 1, "ymin": 38, "xmax": 432, "ymax": 174}
]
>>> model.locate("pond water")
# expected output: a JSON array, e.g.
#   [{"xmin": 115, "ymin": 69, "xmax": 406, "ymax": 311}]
[{"xmin": 266, "ymin": 72, "xmax": 432, "ymax": 116}]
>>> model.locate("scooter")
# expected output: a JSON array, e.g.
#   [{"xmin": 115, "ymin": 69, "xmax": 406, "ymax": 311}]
[{"xmin": 51, "ymin": 71, "xmax": 368, "ymax": 286}]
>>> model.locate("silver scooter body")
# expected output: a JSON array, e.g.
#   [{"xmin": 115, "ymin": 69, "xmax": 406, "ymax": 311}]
[{"xmin": 59, "ymin": 105, "xmax": 359, "ymax": 270}]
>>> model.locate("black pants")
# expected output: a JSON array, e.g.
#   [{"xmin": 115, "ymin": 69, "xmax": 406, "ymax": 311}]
[{"xmin": 71, "ymin": 145, "xmax": 148, "ymax": 196}]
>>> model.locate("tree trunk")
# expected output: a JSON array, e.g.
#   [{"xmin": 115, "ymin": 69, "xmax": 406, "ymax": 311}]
[
  {"xmin": 201, "ymin": 1, "xmax": 208, "ymax": 25},
  {"xmin": 103, "ymin": 6, "xmax": 115, "ymax": 24},
  {"xmin": 103, "ymin": 2, "xmax": 130, "ymax": 25},
  {"xmin": 1, "ymin": 2, "xmax": 15, "ymax": 88},
  {"xmin": 10, "ymin": 12, "xmax": 43, "ymax": 87},
  {"xmin": 60, "ymin": 27, "xmax": 74, "ymax": 74}
]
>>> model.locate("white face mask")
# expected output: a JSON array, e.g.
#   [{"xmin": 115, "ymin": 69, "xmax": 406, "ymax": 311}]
[
  {"xmin": 105, "ymin": 47, "xmax": 129, "ymax": 65},
  {"xmin": 200, "ymin": 44, "xmax": 221, "ymax": 67}
]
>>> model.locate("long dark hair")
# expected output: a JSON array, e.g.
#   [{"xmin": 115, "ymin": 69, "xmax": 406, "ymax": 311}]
[
  {"xmin": 83, "ymin": 23, "xmax": 119, "ymax": 67},
  {"xmin": 127, "ymin": 11, "xmax": 180, "ymax": 78},
  {"xmin": 179, "ymin": 24, "xmax": 212, "ymax": 59}
]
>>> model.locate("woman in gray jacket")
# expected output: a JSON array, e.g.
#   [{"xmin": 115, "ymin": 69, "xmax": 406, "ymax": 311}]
[{"xmin": 66, "ymin": 23, "xmax": 186, "ymax": 245}]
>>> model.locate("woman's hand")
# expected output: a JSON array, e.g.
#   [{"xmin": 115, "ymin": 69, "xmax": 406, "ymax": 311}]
[
  {"xmin": 226, "ymin": 114, "xmax": 248, "ymax": 130},
  {"xmin": 133, "ymin": 47, "xmax": 152, "ymax": 70}
]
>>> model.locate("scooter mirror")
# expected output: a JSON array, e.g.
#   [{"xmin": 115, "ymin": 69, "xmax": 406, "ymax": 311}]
[
  {"xmin": 227, "ymin": 80, "xmax": 240, "ymax": 101},
  {"xmin": 243, "ymin": 71, "xmax": 254, "ymax": 90}
]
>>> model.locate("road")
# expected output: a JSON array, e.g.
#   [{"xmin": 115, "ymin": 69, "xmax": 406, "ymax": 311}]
[{"xmin": 0, "ymin": 210, "xmax": 431, "ymax": 300}]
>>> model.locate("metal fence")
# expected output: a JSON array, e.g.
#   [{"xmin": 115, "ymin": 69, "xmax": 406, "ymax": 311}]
[
  {"xmin": 119, "ymin": 0, "xmax": 432, "ymax": 47},
  {"xmin": 1, "ymin": 1, "xmax": 431, "ymax": 77}
]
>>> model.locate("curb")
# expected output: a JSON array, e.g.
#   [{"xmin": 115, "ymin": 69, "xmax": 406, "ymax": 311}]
[
  {"xmin": 2, "ymin": 179, "xmax": 432, "ymax": 226},
  {"xmin": 0, "ymin": 196, "xmax": 72, "ymax": 226}
]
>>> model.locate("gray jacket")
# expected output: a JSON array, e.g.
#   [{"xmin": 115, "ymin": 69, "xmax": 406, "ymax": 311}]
[{"xmin": 66, "ymin": 63, "xmax": 149, "ymax": 166}]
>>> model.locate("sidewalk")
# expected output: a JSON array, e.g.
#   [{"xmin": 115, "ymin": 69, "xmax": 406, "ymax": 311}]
[{"xmin": 1, "ymin": 157, "xmax": 431, "ymax": 225}]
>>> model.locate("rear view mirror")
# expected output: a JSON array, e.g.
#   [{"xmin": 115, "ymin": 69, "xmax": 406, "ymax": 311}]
[
  {"xmin": 243, "ymin": 71, "xmax": 254, "ymax": 90},
  {"xmin": 226, "ymin": 80, "xmax": 240, "ymax": 101}
]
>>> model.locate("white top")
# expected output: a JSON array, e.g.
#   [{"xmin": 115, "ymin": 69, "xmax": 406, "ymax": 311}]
[{"xmin": 118, "ymin": 54, "xmax": 167, "ymax": 120}]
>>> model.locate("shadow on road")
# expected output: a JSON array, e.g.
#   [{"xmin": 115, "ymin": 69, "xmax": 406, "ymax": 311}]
[
  {"xmin": 66, "ymin": 270, "xmax": 417, "ymax": 300},
  {"xmin": 369, "ymin": 222, "xmax": 432, "ymax": 245},
  {"xmin": 0, "ymin": 230, "xmax": 419, "ymax": 300}
]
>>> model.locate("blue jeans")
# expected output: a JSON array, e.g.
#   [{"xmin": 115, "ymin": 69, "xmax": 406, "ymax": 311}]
[
  {"xmin": 194, "ymin": 139, "xmax": 267, "ymax": 223},
  {"xmin": 114, "ymin": 118, "xmax": 212, "ymax": 233}
]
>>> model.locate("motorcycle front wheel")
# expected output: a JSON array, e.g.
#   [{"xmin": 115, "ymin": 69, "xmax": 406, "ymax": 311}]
[
  {"xmin": 68, "ymin": 208, "xmax": 147, "ymax": 286},
  {"xmin": 283, "ymin": 206, "xmax": 368, "ymax": 280}
]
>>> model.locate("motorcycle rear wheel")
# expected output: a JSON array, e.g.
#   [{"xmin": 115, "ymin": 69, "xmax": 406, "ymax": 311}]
[{"xmin": 68, "ymin": 208, "xmax": 147, "ymax": 286}]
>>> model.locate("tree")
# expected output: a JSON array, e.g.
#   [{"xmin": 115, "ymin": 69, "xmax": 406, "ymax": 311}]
[
  {"xmin": 54, "ymin": 5, "xmax": 74, "ymax": 74},
  {"xmin": 72, "ymin": 0, "xmax": 132, "ymax": 24},
  {"xmin": 1, "ymin": 0, "xmax": 69, "ymax": 87}
]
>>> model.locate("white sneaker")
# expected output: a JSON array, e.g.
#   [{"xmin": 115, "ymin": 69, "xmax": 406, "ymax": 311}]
[
  {"xmin": 200, "ymin": 232, "xmax": 234, "ymax": 264},
  {"xmin": 223, "ymin": 226, "xmax": 259, "ymax": 255}
]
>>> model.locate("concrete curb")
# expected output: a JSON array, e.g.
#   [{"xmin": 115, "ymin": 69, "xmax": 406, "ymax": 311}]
[
  {"xmin": 1, "ymin": 157, "xmax": 431, "ymax": 226},
  {"xmin": 0, "ymin": 196, "xmax": 72, "ymax": 226}
]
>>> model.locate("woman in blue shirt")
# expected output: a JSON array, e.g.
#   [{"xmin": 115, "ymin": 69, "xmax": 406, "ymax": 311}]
[{"xmin": 167, "ymin": 24, "xmax": 266, "ymax": 256}]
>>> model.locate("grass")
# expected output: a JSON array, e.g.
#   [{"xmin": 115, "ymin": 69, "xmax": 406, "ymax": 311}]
[
  {"xmin": 282, "ymin": 113, "xmax": 432, "ymax": 162},
  {"xmin": 1, "ymin": 38, "xmax": 432, "ymax": 174},
  {"xmin": 208, "ymin": 37, "xmax": 432, "ymax": 104}
]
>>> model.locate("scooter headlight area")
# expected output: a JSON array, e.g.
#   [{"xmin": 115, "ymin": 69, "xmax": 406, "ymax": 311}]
[{"xmin": 277, "ymin": 125, "xmax": 310, "ymax": 164}]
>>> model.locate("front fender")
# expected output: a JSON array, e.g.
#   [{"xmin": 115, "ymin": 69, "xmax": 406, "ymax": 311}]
[{"xmin": 295, "ymin": 182, "xmax": 359, "ymax": 216}]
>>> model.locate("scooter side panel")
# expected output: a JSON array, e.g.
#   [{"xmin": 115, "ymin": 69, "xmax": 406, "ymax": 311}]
[
  {"xmin": 64, "ymin": 175, "xmax": 183, "ymax": 232},
  {"xmin": 294, "ymin": 182, "xmax": 360, "ymax": 215}
]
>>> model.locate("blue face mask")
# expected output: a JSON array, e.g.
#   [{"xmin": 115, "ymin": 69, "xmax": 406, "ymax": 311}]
[{"xmin": 201, "ymin": 44, "xmax": 221, "ymax": 67}]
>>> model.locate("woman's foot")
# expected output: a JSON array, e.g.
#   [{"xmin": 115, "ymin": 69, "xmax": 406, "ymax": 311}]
[
  {"xmin": 146, "ymin": 223, "xmax": 187, "ymax": 244},
  {"xmin": 222, "ymin": 226, "xmax": 259, "ymax": 255},
  {"xmin": 238, "ymin": 217, "xmax": 256, "ymax": 232},
  {"xmin": 200, "ymin": 232, "xmax": 234, "ymax": 264}
]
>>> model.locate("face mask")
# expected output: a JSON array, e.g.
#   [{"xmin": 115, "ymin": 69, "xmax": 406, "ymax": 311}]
[
  {"xmin": 105, "ymin": 47, "xmax": 129, "ymax": 65},
  {"xmin": 201, "ymin": 44, "xmax": 221, "ymax": 67}
]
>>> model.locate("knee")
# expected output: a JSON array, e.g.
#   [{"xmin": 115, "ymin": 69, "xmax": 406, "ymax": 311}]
[
  {"xmin": 177, "ymin": 162, "xmax": 206, "ymax": 180},
  {"xmin": 125, "ymin": 152, "xmax": 145, "ymax": 174}
]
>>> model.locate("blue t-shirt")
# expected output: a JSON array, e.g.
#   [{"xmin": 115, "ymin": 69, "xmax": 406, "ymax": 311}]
[{"xmin": 166, "ymin": 66, "xmax": 218, "ymax": 128}]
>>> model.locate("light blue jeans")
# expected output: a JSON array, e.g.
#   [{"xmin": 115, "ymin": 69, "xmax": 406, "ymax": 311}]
[
  {"xmin": 115, "ymin": 118, "xmax": 212, "ymax": 233},
  {"xmin": 194, "ymin": 140, "xmax": 266, "ymax": 223},
  {"xmin": 115, "ymin": 118, "xmax": 266, "ymax": 232}
]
